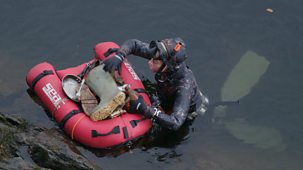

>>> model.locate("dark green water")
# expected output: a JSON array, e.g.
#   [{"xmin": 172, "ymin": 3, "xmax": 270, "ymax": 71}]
[{"xmin": 1, "ymin": 0, "xmax": 303, "ymax": 169}]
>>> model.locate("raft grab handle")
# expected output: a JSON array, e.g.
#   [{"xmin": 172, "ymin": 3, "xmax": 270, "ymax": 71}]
[
  {"xmin": 130, "ymin": 117, "xmax": 147, "ymax": 128},
  {"xmin": 91, "ymin": 126, "xmax": 120, "ymax": 137}
]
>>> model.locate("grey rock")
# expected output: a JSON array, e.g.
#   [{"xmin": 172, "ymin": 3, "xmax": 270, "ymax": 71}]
[
  {"xmin": 0, "ymin": 112, "xmax": 102, "ymax": 170},
  {"xmin": 28, "ymin": 128, "xmax": 101, "ymax": 170},
  {"xmin": 0, "ymin": 156, "xmax": 49, "ymax": 170}
]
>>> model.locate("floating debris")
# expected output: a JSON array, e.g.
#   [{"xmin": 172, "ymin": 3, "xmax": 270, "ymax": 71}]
[{"xmin": 266, "ymin": 8, "xmax": 274, "ymax": 13}]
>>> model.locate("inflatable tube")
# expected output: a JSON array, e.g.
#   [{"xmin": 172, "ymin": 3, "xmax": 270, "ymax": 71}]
[{"xmin": 26, "ymin": 42, "xmax": 152, "ymax": 148}]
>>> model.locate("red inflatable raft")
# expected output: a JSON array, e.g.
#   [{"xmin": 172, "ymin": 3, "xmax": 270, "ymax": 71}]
[{"xmin": 26, "ymin": 42, "xmax": 152, "ymax": 148}]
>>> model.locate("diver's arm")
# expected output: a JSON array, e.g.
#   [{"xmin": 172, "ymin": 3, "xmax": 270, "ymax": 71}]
[
  {"xmin": 131, "ymin": 86, "xmax": 191, "ymax": 131},
  {"xmin": 103, "ymin": 39, "xmax": 154, "ymax": 72},
  {"xmin": 153, "ymin": 87, "xmax": 191, "ymax": 130},
  {"xmin": 119, "ymin": 39, "xmax": 156, "ymax": 60}
]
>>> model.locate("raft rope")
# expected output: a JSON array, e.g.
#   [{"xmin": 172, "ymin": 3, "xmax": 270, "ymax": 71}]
[{"xmin": 71, "ymin": 114, "xmax": 86, "ymax": 140}]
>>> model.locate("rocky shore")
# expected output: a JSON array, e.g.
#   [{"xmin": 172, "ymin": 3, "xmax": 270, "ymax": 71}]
[{"xmin": 0, "ymin": 112, "xmax": 102, "ymax": 170}]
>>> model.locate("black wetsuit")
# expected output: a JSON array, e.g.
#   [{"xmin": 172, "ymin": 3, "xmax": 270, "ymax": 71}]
[{"xmin": 119, "ymin": 39, "xmax": 203, "ymax": 131}]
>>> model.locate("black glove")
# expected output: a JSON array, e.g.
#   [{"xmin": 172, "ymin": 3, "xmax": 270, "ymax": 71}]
[
  {"xmin": 130, "ymin": 95, "xmax": 148, "ymax": 113},
  {"xmin": 150, "ymin": 94, "xmax": 161, "ymax": 107},
  {"xmin": 104, "ymin": 48, "xmax": 119, "ymax": 57},
  {"xmin": 130, "ymin": 95, "xmax": 162, "ymax": 118},
  {"xmin": 103, "ymin": 52, "xmax": 125, "ymax": 74}
]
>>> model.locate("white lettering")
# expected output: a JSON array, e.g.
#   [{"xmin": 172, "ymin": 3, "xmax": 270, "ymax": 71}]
[
  {"xmin": 42, "ymin": 83, "xmax": 63, "ymax": 108},
  {"xmin": 124, "ymin": 62, "xmax": 140, "ymax": 80}
]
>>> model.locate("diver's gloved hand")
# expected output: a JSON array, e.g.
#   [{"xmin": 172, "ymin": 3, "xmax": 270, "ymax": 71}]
[
  {"xmin": 103, "ymin": 52, "xmax": 125, "ymax": 74},
  {"xmin": 130, "ymin": 95, "xmax": 148, "ymax": 113},
  {"xmin": 150, "ymin": 95, "xmax": 161, "ymax": 107},
  {"xmin": 130, "ymin": 95, "xmax": 162, "ymax": 118},
  {"xmin": 103, "ymin": 48, "xmax": 119, "ymax": 57}
]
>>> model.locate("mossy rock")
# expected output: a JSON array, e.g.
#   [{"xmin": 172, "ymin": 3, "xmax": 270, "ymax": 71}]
[
  {"xmin": 0, "ymin": 113, "xmax": 28, "ymax": 160},
  {"xmin": 0, "ymin": 127, "xmax": 16, "ymax": 160},
  {"xmin": 0, "ymin": 112, "xmax": 28, "ymax": 130}
]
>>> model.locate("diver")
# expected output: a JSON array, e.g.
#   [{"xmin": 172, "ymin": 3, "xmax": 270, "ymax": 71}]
[{"xmin": 102, "ymin": 38, "xmax": 209, "ymax": 131}]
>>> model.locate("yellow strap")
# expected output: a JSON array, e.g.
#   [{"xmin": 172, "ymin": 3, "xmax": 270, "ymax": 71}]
[{"xmin": 71, "ymin": 115, "xmax": 86, "ymax": 140}]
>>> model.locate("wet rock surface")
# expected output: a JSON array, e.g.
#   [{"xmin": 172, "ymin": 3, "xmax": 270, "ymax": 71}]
[{"xmin": 0, "ymin": 112, "xmax": 102, "ymax": 170}]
